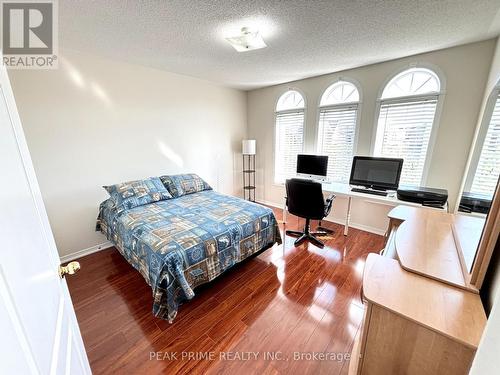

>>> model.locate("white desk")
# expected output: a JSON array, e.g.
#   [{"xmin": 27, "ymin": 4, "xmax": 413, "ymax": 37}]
[{"xmin": 283, "ymin": 182, "xmax": 448, "ymax": 236}]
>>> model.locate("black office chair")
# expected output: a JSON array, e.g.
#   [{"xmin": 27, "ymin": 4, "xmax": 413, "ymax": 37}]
[{"xmin": 285, "ymin": 178, "xmax": 336, "ymax": 248}]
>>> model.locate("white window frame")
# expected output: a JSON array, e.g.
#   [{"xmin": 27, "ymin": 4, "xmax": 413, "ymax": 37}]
[
  {"xmin": 314, "ymin": 78, "xmax": 362, "ymax": 183},
  {"xmin": 370, "ymin": 64, "xmax": 446, "ymax": 186},
  {"xmin": 273, "ymin": 88, "xmax": 306, "ymax": 185},
  {"xmin": 463, "ymin": 84, "xmax": 500, "ymax": 193}
]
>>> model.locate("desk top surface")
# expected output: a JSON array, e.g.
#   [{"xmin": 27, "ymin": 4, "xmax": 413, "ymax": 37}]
[
  {"xmin": 322, "ymin": 182, "xmax": 447, "ymax": 210},
  {"xmin": 363, "ymin": 253, "xmax": 486, "ymax": 349}
]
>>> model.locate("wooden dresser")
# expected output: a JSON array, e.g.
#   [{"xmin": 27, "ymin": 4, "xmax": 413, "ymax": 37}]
[{"xmin": 350, "ymin": 206, "xmax": 487, "ymax": 375}]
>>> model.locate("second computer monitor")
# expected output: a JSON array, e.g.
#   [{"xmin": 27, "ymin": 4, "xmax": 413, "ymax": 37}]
[
  {"xmin": 296, "ymin": 154, "xmax": 328, "ymax": 181},
  {"xmin": 349, "ymin": 156, "xmax": 404, "ymax": 191}
]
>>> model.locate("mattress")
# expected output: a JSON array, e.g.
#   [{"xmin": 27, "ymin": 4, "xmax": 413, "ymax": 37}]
[{"xmin": 96, "ymin": 190, "xmax": 281, "ymax": 322}]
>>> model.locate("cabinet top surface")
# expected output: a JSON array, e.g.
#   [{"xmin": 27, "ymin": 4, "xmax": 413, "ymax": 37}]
[
  {"xmin": 396, "ymin": 219, "xmax": 469, "ymax": 288},
  {"xmin": 388, "ymin": 205, "xmax": 452, "ymax": 222},
  {"xmin": 391, "ymin": 206, "xmax": 484, "ymax": 291}
]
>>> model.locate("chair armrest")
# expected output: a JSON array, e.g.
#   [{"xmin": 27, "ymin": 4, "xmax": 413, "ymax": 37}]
[
  {"xmin": 324, "ymin": 194, "xmax": 336, "ymax": 217},
  {"xmin": 326, "ymin": 194, "xmax": 336, "ymax": 203}
]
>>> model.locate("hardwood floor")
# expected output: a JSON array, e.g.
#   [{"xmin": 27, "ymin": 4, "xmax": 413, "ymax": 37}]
[{"xmin": 66, "ymin": 207, "xmax": 385, "ymax": 374}]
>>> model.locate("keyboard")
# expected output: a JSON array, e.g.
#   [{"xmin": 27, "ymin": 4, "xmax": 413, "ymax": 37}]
[{"xmin": 351, "ymin": 187, "xmax": 388, "ymax": 196}]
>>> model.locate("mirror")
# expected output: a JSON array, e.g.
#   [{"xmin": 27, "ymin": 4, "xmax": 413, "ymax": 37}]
[
  {"xmin": 456, "ymin": 181, "xmax": 499, "ymax": 274},
  {"xmin": 457, "ymin": 81, "xmax": 500, "ymax": 273}
]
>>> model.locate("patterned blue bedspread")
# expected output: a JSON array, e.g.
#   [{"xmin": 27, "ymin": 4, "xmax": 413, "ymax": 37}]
[{"xmin": 96, "ymin": 190, "xmax": 281, "ymax": 322}]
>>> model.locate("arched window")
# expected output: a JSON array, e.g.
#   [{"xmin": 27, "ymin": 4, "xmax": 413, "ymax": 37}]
[
  {"xmin": 274, "ymin": 90, "xmax": 305, "ymax": 183},
  {"xmin": 317, "ymin": 81, "xmax": 360, "ymax": 183},
  {"xmin": 374, "ymin": 67, "xmax": 442, "ymax": 186},
  {"xmin": 467, "ymin": 85, "xmax": 500, "ymax": 196}
]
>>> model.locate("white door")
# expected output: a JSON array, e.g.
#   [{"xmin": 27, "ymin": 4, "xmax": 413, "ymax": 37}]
[{"xmin": 0, "ymin": 62, "xmax": 91, "ymax": 374}]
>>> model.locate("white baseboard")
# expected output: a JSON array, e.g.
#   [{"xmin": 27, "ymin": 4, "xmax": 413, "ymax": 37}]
[
  {"xmin": 324, "ymin": 217, "xmax": 386, "ymax": 236},
  {"xmin": 60, "ymin": 241, "xmax": 113, "ymax": 262},
  {"xmin": 257, "ymin": 200, "xmax": 386, "ymax": 236}
]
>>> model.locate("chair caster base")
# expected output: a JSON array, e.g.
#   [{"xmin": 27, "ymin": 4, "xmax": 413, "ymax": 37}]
[
  {"xmin": 293, "ymin": 233, "xmax": 324, "ymax": 248},
  {"xmin": 285, "ymin": 219, "xmax": 327, "ymax": 248}
]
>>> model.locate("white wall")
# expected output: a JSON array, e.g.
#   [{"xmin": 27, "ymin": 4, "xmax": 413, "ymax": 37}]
[
  {"xmin": 247, "ymin": 40, "xmax": 496, "ymax": 234},
  {"xmin": 483, "ymin": 37, "xmax": 500, "ymax": 96},
  {"xmin": 8, "ymin": 50, "xmax": 247, "ymax": 259}
]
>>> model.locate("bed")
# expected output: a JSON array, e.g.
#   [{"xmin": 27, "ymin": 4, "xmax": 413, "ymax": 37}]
[{"xmin": 96, "ymin": 174, "xmax": 281, "ymax": 322}]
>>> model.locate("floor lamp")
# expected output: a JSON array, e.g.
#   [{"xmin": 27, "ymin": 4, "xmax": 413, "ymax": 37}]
[{"xmin": 242, "ymin": 140, "xmax": 256, "ymax": 201}]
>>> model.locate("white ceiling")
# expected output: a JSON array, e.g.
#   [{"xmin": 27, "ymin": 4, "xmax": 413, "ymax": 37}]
[{"xmin": 60, "ymin": 0, "xmax": 500, "ymax": 90}]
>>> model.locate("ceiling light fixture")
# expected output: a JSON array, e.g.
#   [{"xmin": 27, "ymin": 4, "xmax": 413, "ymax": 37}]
[{"xmin": 225, "ymin": 27, "xmax": 267, "ymax": 52}]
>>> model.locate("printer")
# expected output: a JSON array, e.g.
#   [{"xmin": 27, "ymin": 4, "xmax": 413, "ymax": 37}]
[
  {"xmin": 397, "ymin": 185, "xmax": 448, "ymax": 207},
  {"xmin": 459, "ymin": 192, "xmax": 492, "ymax": 214}
]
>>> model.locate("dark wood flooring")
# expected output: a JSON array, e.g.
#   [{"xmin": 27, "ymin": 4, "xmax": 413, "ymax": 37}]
[{"xmin": 66, "ymin": 207, "xmax": 385, "ymax": 374}]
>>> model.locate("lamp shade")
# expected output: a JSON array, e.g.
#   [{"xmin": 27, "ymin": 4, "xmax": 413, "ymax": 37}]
[{"xmin": 242, "ymin": 139, "xmax": 256, "ymax": 155}]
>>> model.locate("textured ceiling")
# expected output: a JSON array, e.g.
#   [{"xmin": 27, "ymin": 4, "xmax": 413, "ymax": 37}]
[{"xmin": 59, "ymin": 0, "xmax": 500, "ymax": 90}]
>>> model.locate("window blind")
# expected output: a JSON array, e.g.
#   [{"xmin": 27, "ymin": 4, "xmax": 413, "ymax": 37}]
[
  {"xmin": 471, "ymin": 94, "xmax": 500, "ymax": 195},
  {"xmin": 376, "ymin": 96, "xmax": 438, "ymax": 186},
  {"xmin": 318, "ymin": 105, "xmax": 358, "ymax": 183},
  {"xmin": 274, "ymin": 110, "xmax": 304, "ymax": 184}
]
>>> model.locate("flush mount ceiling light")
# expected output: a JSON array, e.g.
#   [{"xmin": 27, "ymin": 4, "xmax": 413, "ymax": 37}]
[{"xmin": 225, "ymin": 27, "xmax": 267, "ymax": 52}]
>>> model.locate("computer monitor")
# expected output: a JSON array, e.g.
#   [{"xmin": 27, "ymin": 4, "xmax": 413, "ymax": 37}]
[
  {"xmin": 296, "ymin": 154, "xmax": 328, "ymax": 180},
  {"xmin": 349, "ymin": 156, "xmax": 404, "ymax": 191}
]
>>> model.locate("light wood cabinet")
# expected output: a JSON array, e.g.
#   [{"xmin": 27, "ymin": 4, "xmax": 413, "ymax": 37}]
[
  {"xmin": 353, "ymin": 185, "xmax": 500, "ymax": 374},
  {"xmin": 349, "ymin": 203, "xmax": 500, "ymax": 374},
  {"xmin": 351, "ymin": 254, "xmax": 486, "ymax": 375}
]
